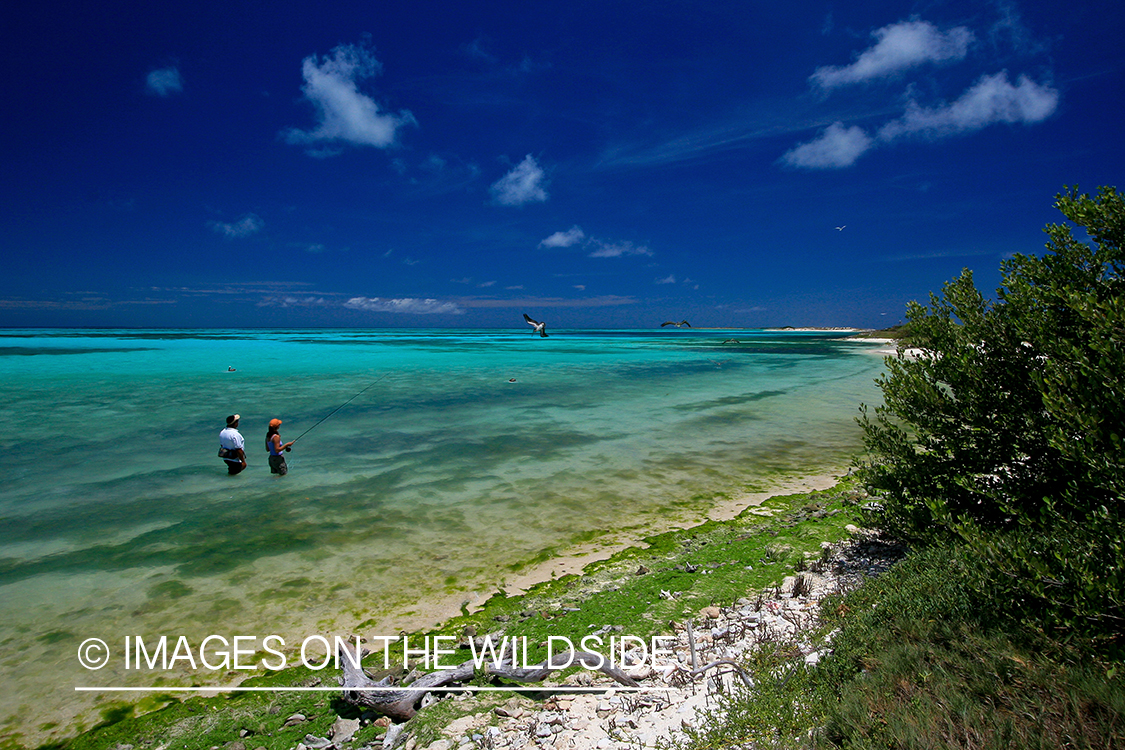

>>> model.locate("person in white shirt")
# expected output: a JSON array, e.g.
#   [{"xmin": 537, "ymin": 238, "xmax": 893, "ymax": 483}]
[{"xmin": 218, "ymin": 414, "xmax": 247, "ymax": 475}]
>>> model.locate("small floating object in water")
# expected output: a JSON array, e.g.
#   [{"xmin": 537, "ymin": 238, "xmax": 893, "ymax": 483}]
[{"xmin": 508, "ymin": 378, "xmax": 517, "ymax": 383}]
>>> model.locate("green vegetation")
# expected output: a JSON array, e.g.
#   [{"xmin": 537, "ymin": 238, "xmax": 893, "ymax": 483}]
[
  {"xmin": 54, "ymin": 666, "xmax": 386, "ymax": 750},
  {"xmin": 859, "ymin": 185, "xmax": 1125, "ymax": 645},
  {"xmin": 680, "ymin": 187, "xmax": 1125, "ymax": 748},
  {"xmin": 684, "ymin": 544, "xmax": 1124, "ymax": 749},
  {"xmin": 818, "ymin": 545, "xmax": 1124, "ymax": 749}
]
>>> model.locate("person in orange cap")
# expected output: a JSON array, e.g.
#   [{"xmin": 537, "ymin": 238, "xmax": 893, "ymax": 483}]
[{"xmin": 265, "ymin": 418, "xmax": 295, "ymax": 475}]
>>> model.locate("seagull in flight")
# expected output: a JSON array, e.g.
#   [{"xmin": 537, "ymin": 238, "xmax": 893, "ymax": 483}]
[
  {"xmin": 835, "ymin": 225, "xmax": 846, "ymax": 231},
  {"xmin": 523, "ymin": 313, "xmax": 549, "ymax": 337},
  {"xmin": 661, "ymin": 320, "xmax": 691, "ymax": 328}
]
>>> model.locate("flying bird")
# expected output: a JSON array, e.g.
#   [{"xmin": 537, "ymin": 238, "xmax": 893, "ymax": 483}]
[
  {"xmin": 661, "ymin": 320, "xmax": 691, "ymax": 328},
  {"xmin": 835, "ymin": 226, "xmax": 846, "ymax": 231},
  {"xmin": 523, "ymin": 313, "xmax": 549, "ymax": 337}
]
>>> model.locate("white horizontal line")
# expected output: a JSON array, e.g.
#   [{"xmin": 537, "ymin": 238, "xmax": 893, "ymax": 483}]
[{"xmin": 75, "ymin": 686, "xmax": 674, "ymax": 693}]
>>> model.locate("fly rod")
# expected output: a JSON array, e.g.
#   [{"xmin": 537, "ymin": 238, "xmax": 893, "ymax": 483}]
[{"xmin": 290, "ymin": 371, "xmax": 392, "ymax": 445}]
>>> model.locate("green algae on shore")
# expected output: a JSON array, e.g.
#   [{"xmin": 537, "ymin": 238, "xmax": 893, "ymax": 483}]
[{"xmin": 45, "ymin": 480, "xmax": 868, "ymax": 750}]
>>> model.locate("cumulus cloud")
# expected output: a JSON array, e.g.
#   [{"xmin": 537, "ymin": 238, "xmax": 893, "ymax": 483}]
[
  {"xmin": 539, "ymin": 225, "xmax": 586, "ymax": 248},
  {"xmin": 588, "ymin": 240, "xmax": 653, "ymax": 258},
  {"xmin": 655, "ymin": 274, "xmax": 677, "ymax": 284},
  {"xmin": 283, "ymin": 39, "xmax": 416, "ymax": 151},
  {"xmin": 208, "ymin": 214, "xmax": 264, "ymax": 239},
  {"xmin": 811, "ymin": 20, "xmax": 973, "ymax": 89},
  {"xmin": 490, "ymin": 155, "xmax": 548, "ymax": 206},
  {"xmin": 877, "ymin": 71, "xmax": 1058, "ymax": 140},
  {"xmin": 785, "ymin": 12, "xmax": 1057, "ymax": 170},
  {"xmin": 781, "ymin": 123, "xmax": 874, "ymax": 169},
  {"xmin": 145, "ymin": 67, "xmax": 183, "ymax": 97},
  {"xmin": 344, "ymin": 297, "xmax": 464, "ymax": 315},
  {"xmin": 784, "ymin": 72, "xmax": 1056, "ymax": 169}
]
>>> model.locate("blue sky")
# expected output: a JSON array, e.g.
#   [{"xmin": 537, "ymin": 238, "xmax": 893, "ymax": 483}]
[{"xmin": 2, "ymin": 0, "xmax": 1122, "ymax": 329}]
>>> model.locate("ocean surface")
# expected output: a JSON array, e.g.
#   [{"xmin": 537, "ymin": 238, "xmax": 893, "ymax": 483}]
[{"xmin": 0, "ymin": 327, "xmax": 887, "ymax": 740}]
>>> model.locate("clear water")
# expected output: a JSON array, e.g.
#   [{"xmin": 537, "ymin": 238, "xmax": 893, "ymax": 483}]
[{"xmin": 0, "ymin": 328, "xmax": 886, "ymax": 738}]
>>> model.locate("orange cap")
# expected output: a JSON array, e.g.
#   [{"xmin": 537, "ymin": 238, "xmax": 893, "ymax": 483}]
[{"xmin": 269, "ymin": 418, "xmax": 282, "ymax": 429}]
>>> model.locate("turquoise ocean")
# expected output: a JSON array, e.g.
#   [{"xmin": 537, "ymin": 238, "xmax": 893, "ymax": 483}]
[{"xmin": 0, "ymin": 328, "xmax": 887, "ymax": 740}]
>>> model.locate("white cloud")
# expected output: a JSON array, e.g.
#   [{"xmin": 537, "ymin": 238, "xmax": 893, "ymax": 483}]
[
  {"xmin": 208, "ymin": 214, "xmax": 264, "ymax": 239},
  {"xmin": 458, "ymin": 295, "xmax": 635, "ymax": 309},
  {"xmin": 781, "ymin": 123, "xmax": 873, "ymax": 169},
  {"xmin": 877, "ymin": 72, "xmax": 1058, "ymax": 140},
  {"xmin": 257, "ymin": 296, "xmax": 333, "ymax": 308},
  {"xmin": 588, "ymin": 240, "xmax": 653, "ymax": 258},
  {"xmin": 145, "ymin": 67, "xmax": 183, "ymax": 97},
  {"xmin": 784, "ymin": 72, "xmax": 1056, "ymax": 169},
  {"xmin": 283, "ymin": 40, "xmax": 416, "ymax": 151},
  {"xmin": 811, "ymin": 20, "xmax": 973, "ymax": 89},
  {"xmin": 655, "ymin": 274, "xmax": 677, "ymax": 284},
  {"xmin": 539, "ymin": 225, "xmax": 586, "ymax": 248},
  {"xmin": 344, "ymin": 297, "xmax": 464, "ymax": 315},
  {"xmin": 787, "ymin": 11, "xmax": 1058, "ymax": 171},
  {"xmin": 536, "ymin": 225, "xmax": 652, "ymax": 259},
  {"xmin": 490, "ymin": 155, "xmax": 548, "ymax": 206}
]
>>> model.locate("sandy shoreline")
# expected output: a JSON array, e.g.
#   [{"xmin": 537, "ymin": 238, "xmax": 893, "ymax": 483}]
[
  {"xmin": 42, "ymin": 470, "xmax": 847, "ymax": 749},
  {"xmin": 392, "ymin": 470, "xmax": 849, "ymax": 635}
]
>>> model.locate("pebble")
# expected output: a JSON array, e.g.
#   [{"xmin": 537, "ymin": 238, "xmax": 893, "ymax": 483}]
[{"xmin": 331, "ymin": 716, "xmax": 361, "ymax": 743}]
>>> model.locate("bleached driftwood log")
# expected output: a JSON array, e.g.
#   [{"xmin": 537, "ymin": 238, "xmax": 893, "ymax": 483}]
[{"xmin": 338, "ymin": 645, "xmax": 639, "ymax": 722}]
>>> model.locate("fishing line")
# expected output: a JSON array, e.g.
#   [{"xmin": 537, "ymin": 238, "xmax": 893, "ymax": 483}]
[{"xmin": 290, "ymin": 371, "xmax": 391, "ymax": 445}]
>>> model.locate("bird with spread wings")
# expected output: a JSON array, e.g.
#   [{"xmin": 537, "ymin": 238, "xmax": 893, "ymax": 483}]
[{"xmin": 523, "ymin": 313, "xmax": 549, "ymax": 337}]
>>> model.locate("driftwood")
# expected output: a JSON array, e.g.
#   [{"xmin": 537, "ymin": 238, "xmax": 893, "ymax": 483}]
[
  {"xmin": 338, "ymin": 645, "xmax": 639, "ymax": 722},
  {"xmin": 691, "ymin": 658, "xmax": 753, "ymax": 686}
]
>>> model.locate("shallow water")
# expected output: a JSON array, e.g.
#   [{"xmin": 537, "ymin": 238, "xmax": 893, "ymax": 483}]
[{"xmin": 0, "ymin": 328, "xmax": 886, "ymax": 739}]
